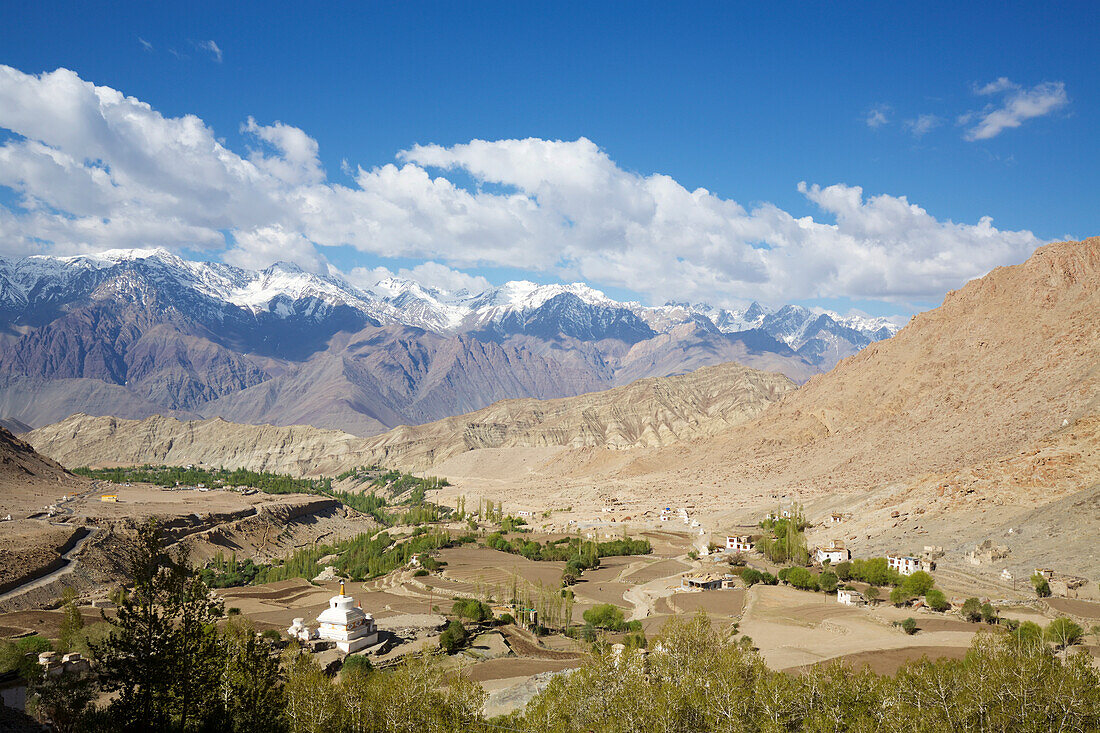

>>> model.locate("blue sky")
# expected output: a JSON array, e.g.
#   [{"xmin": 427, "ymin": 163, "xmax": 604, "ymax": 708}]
[{"xmin": 0, "ymin": 1, "xmax": 1096, "ymax": 317}]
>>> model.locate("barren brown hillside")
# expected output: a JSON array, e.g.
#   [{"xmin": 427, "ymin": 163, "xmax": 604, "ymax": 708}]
[
  {"xmin": 27, "ymin": 360, "xmax": 795, "ymax": 473},
  {"xmin": 609, "ymin": 237, "xmax": 1099, "ymax": 497}
]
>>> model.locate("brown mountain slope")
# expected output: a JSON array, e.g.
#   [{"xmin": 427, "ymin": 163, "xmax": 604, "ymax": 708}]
[
  {"xmin": 26, "ymin": 360, "xmax": 796, "ymax": 474},
  {"xmin": 597, "ymin": 236, "xmax": 1099, "ymax": 498}
]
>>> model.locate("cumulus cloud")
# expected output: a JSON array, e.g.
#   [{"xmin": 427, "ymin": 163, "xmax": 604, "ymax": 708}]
[
  {"xmin": 904, "ymin": 114, "xmax": 942, "ymax": 138},
  {"xmin": 962, "ymin": 79, "xmax": 1068, "ymax": 141},
  {"xmin": 197, "ymin": 40, "xmax": 222, "ymax": 63},
  {"xmin": 865, "ymin": 105, "xmax": 890, "ymax": 128},
  {"xmin": 0, "ymin": 65, "xmax": 1046, "ymax": 307},
  {"xmin": 348, "ymin": 261, "xmax": 493, "ymax": 294}
]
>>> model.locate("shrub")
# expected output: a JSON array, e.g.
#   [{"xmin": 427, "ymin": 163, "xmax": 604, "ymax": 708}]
[
  {"xmin": 582, "ymin": 603, "xmax": 625, "ymax": 630},
  {"xmin": 980, "ymin": 602, "xmax": 998, "ymax": 625},
  {"xmin": 413, "ymin": 569, "xmax": 429, "ymax": 577},
  {"xmin": 961, "ymin": 597, "xmax": 982, "ymax": 623},
  {"xmin": 452, "ymin": 598, "xmax": 492, "ymax": 623},
  {"xmin": 342, "ymin": 654, "xmax": 373, "ymax": 676},
  {"xmin": 439, "ymin": 620, "xmax": 468, "ymax": 653},
  {"xmin": 1031, "ymin": 573, "xmax": 1051, "ymax": 598},
  {"xmin": 901, "ymin": 617, "xmax": 918, "ymax": 635},
  {"xmin": 925, "ymin": 589, "xmax": 950, "ymax": 612},
  {"xmin": 1045, "ymin": 617, "xmax": 1084, "ymax": 649},
  {"xmin": 740, "ymin": 568, "xmax": 763, "ymax": 587},
  {"xmin": 497, "ymin": 613, "xmax": 515, "ymax": 626},
  {"xmin": 261, "ymin": 629, "xmax": 282, "ymax": 641}
]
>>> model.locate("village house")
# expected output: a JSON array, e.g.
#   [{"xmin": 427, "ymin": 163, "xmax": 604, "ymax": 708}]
[
  {"xmin": 814, "ymin": 540, "xmax": 850, "ymax": 565},
  {"xmin": 836, "ymin": 588, "xmax": 867, "ymax": 606},
  {"xmin": 829, "ymin": 512, "xmax": 844, "ymax": 524},
  {"xmin": 680, "ymin": 572, "xmax": 733, "ymax": 591},
  {"xmin": 888, "ymin": 554, "xmax": 920, "ymax": 576},
  {"xmin": 725, "ymin": 535, "xmax": 754, "ymax": 552}
]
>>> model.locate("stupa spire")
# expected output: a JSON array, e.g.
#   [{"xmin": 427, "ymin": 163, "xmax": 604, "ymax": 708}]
[{"xmin": 340, "ymin": 581, "xmax": 345, "ymax": 596}]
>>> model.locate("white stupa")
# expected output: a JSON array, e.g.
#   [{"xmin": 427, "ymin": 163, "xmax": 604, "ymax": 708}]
[{"xmin": 316, "ymin": 582, "xmax": 379, "ymax": 653}]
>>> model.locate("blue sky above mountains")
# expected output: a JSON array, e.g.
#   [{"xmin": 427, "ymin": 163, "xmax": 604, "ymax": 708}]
[{"xmin": 0, "ymin": 2, "xmax": 1096, "ymax": 318}]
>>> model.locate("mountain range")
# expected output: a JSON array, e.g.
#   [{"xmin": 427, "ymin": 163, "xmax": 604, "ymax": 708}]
[{"xmin": 0, "ymin": 248, "xmax": 897, "ymax": 434}]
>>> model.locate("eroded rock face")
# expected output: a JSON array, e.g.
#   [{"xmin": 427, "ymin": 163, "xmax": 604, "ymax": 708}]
[{"xmin": 27, "ymin": 360, "xmax": 796, "ymax": 474}]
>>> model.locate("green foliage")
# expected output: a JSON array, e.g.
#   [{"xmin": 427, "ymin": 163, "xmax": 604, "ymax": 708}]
[
  {"xmin": 452, "ymin": 598, "xmax": 492, "ymax": 623},
  {"xmin": 925, "ymin": 589, "xmax": 950, "ymax": 612},
  {"xmin": 757, "ymin": 505, "xmax": 810, "ymax": 564},
  {"xmin": 57, "ymin": 589, "xmax": 84, "ymax": 653},
  {"xmin": 901, "ymin": 617, "xmax": 918, "ymax": 635},
  {"xmin": 890, "ymin": 586, "xmax": 913, "ymax": 606},
  {"xmin": 901, "ymin": 570, "xmax": 934, "ymax": 596},
  {"xmin": 980, "ymin": 602, "xmax": 998, "ymax": 625},
  {"xmin": 520, "ymin": 615, "xmax": 1100, "ymax": 732},
  {"xmin": 740, "ymin": 568, "xmax": 763, "ymax": 586},
  {"xmin": 961, "ymin": 597, "xmax": 983, "ymax": 622},
  {"xmin": 582, "ymin": 603, "xmax": 626, "ymax": 630},
  {"xmin": 413, "ymin": 568, "xmax": 429, "ymax": 577},
  {"xmin": 1031, "ymin": 572, "xmax": 1052, "ymax": 597},
  {"xmin": 818, "ymin": 571, "xmax": 839, "ymax": 593},
  {"xmin": 1012, "ymin": 620, "xmax": 1045, "ymax": 647},
  {"xmin": 1045, "ymin": 617, "xmax": 1084, "ymax": 649},
  {"xmin": 848, "ymin": 557, "xmax": 902, "ymax": 587},
  {"xmin": 834, "ymin": 561, "xmax": 851, "ymax": 580},
  {"xmin": 784, "ymin": 566, "xmax": 819, "ymax": 591},
  {"xmin": 439, "ymin": 620, "xmax": 469, "ymax": 654},
  {"xmin": 341, "ymin": 654, "xmax": 373, "ymax": 677},
  {"xmin": 497, "ymin": 613, "xmax": 515, "ymax": 626},
  {"xmin": 74, "ymin": 464, "xmax": 319, "ymax": 494},
  {"xmin": 0, "ymin": 635, "xmax": 52, "ymax": 679}
]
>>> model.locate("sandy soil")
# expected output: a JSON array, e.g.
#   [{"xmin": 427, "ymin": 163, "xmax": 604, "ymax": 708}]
[
  {"xmin": 463, "ymin": 657, "xmax": 582, "ymax": 682},
  {"xmin": 1046, "ymin": 598, "xmax": 1100, "ymax": 619},
  {"xmin": 666, "ymin": 589, "xmax": 745, "ymax": 616},
  {"xmin": 790, "ymin": 646, "xmax": 971, "ymax": 676}
]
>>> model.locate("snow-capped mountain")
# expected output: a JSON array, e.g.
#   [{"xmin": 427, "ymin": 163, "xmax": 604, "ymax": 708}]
[{"xmin": 0, "ymin": 248, "xmax": 901, "ymax": 435}]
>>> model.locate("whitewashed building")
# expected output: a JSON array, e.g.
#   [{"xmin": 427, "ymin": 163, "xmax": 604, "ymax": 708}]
[
  {"xmin": 725, "ymin": 535, "xmax": 754, "ymax": 552},
  {"xmin": 837, "ymin": 588, "xmax": 867, "ymax": 606},
  {"xmin": 814, "ymin": 540, "xmax": 850, "ymax": 565},
  {"xmin": 888, "ymin": 554, "xmax": 920, "ymax": 576}
]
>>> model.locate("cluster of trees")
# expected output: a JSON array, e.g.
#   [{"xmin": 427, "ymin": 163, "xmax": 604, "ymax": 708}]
[
  {"xmin": 335, "ymin": 529, "xmax": 475, "ymax": 581},
  {"xmin": 370, "ymin": 470, "xmax": 449, "ymax": 503},
  {"xmin": 518, "ymin": 613, "xmax": 1100, "ymax": 732},
  {"xmin": 199, "ymin": 551, "xmax": 263, "ymax": 588},
  {"xmin": 74, "ymin": 464, "xmax": 322, "ymax": 493},
  {"xmin": 776, "ymin": 566, "xmax": 840, "ymax": 593},
  {"xmin": 483, "ymin": 533, "xmax": 650, "ymax": 586},
  {"xmin": 756, "ymin": 505, "xmax": 810, "ymax": 564}
]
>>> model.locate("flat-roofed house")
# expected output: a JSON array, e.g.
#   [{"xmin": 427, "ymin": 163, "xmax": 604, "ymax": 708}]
[
  {"xmin": 888, "ymin": 554, "xmax": 920, "ymax": 576},
  {"xmin": 725, "ymin": 535, "xmax": 754, "ymax": 552},
  {"xmin": 814, "ymin": 540, "xmax": 850, "ymax": 565}
]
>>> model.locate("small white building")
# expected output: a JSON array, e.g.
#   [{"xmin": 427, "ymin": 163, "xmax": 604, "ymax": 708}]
[
  {"xmin": 814, "ymin": 540, "xmax": 850, "ymax": 565},
  {"xmin": 837, "ymin": 588, "xmax": 867, "ymax": 606},
  {"xmin": 315, "ymin": 582, "xmax": 379, "ymax": 653},
  {"xmin": 888, "ymin": 554, "xmax": 920, "ymax": 576},
  {"xmin": 725, "ymin": 535, "xmax": 754, "ymax": 552},
  {"xmin": 829, "ymin": 512, "xmax": 844, "ymax": 524}
]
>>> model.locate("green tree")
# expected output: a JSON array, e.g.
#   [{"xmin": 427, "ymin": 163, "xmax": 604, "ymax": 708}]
[
  {"xmin": 1045, "ymin": 617, "xmax": 1084, "ymax": 649},
  {"xmin": 27, "ymin": 665, "xmax": 98, "ymax": 733},
  {"xmin": 219, "ymin": 617, "xmax": 285, "ymax": 732},
  {"xmin": 961, "ymin": 597, "xmax": 982, "ymax": 622},
  {"xmin": 863, "ymin": 586, "xmax": 879, "ymax": 604},
  {"xmin": 1011, "ymin": 620, "xmax": 1044, "ymax": 648},
  {"xmin": 890, "ymin": 586, "xmax": 913, "ymax": 606},
  {"xmin": 582, "ymin": 603, "xmax": 626, "ymax": 630},
  {"xmin": 439, "ymin": 620, "xmax": 469, "ymax": 653},
  {"xmin": 1031, "ymin": 572, "xmax": 1052, "ymax": 597},
  {"xmin": 92, "ymin": 520, "xmax": 226, "ymax": 731},
  {"xmin": 901, "ymin": 570, "xmax": 934, "ymax": 596},
  {"xmin": 818, "ymin": 571, "xmax": 838, "ymax": 593},
  {"xmin": 925, "ymin": 589, "xmax": 950, "ymax": 612},
  {"xmin": 980, "ymin": 602, "xmax": 998, "ymax": 625},
  {"xmin": 901, "ymin": 617, "xmax": 918, "ymax": 635},
  {"xmin": 57, "ymin": 588, "xmax": 84, "ymax": 653},
  {"xmin": 283, "ymin": 649, "xmax": 340, "ymax": 733}
]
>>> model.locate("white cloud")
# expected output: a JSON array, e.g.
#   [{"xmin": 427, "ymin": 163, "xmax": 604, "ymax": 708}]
[
  {"xmin": 139, "ymin": 38, "xmax": 153, "ymax": 52},
  {"xmin": 0, "ymin": 65, "xmax": 1046, "ymax": 307},
  {"xmin": 865, "ymin": 105, "xmax": 890, "ymax": 128},
  {"xmin": 962, "ymin": 79, "xmax": 1068, "ymax": 141},
  {"xmin": 347, "ymin": 262, "xmax": 492, "ymax": 294},
  {"xmin": 197, "ymin": 40, "xmax": 222, "ymax": 63},
  {"xmin": 904, "ymin": 114, "xmax": 941, "ymax": 138}
]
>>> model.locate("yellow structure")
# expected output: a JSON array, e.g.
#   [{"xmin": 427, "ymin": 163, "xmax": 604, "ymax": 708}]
[{"xmin": 100, "ymin": 494, "xmax": 118, "ymax": 502}]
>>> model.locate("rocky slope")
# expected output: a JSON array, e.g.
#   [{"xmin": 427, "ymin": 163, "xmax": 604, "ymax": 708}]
[
  {"xmin": 0, "ymin": 249, "xmax": 894, "ymax": 434},
  {"xmin": 27, "ymin": 361, "xmax": 796, "ymax": 474}
]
